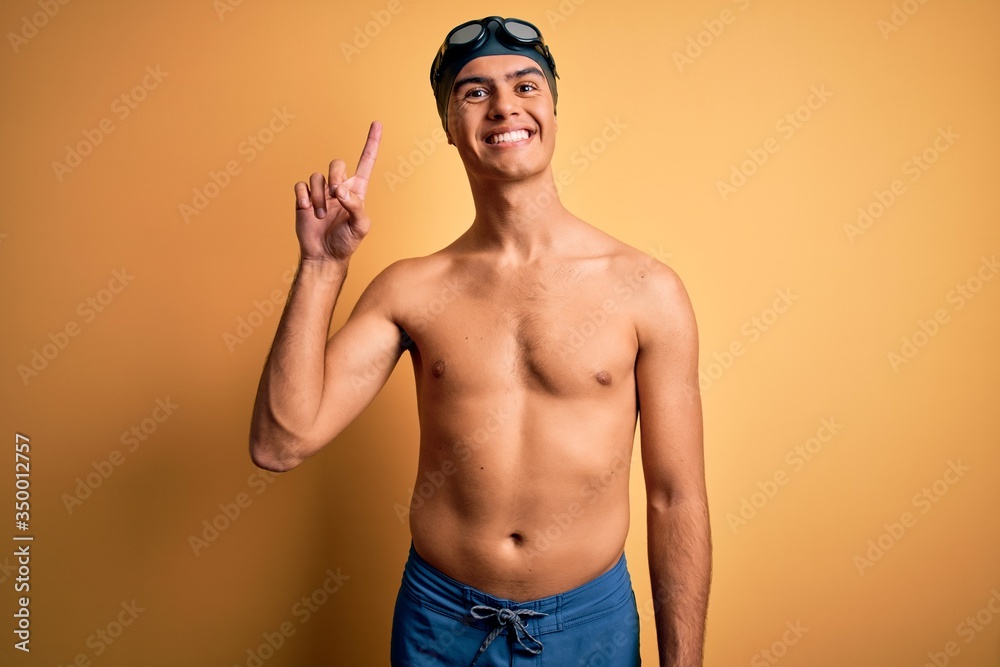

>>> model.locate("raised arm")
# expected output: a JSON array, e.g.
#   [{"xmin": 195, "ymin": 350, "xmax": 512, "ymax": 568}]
[
  {"xmin": 634, "ymin": 262, "xmax": 712, "ymax": 667},
  {"xmin": 249, "ymin": 122, "xmax": 404, "ymax": 472}
]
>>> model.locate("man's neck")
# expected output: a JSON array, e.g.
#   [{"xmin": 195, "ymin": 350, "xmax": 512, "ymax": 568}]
[{"xmin": 464, "ymin": 168, "xmax": 574, "ymax": 262}]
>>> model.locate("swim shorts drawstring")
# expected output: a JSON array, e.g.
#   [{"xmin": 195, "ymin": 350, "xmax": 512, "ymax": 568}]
[{"xmin": 468, "ymin": 604, "xmax": 548, "ymax": 665}]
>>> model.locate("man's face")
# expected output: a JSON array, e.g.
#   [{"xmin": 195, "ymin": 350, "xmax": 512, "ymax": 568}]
[{"xmin": 445, "ymin": 54, "xmax": 557, "ymax": 182}]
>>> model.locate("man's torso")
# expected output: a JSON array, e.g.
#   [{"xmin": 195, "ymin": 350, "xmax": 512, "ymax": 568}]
[{"xmin": 385, "ymin": 225, "xmax": 661, "ymax": 601}]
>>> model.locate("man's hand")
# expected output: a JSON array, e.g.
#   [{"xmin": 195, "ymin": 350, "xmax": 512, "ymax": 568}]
[{"xmin": 293, "ymin": 121, "xmax": 382, "ymax": 263}]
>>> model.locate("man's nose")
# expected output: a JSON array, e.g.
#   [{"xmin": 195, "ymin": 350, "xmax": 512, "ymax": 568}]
[{"xmin": 488, "ymin": 89, "xmax": 520, "ymax": 119}]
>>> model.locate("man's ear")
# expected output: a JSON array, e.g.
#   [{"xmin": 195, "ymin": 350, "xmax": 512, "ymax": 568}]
[{"xmin": 446, "ymin": 129, "xmax": 454, "ymax": 146}]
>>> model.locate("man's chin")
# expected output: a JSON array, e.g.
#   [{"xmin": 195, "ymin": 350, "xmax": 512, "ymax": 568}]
[
  {"xmin": 465, "ymin": 155, "xmax": 550, "ymax": 182},
  {"xmin": 480, "ymin": 166, "xmax": 543, "ymax": 184}
]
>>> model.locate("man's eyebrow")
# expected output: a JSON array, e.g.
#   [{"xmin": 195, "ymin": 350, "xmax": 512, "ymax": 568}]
[
  {"xmin": 453, "ymin": 67, "xmax": 546, "ymax": 94},
  {"xmin": 507, "ymin": 67, "xmax": 545, "ymax": 81},
  {"xmin": 453, "ymin": 75, "xmax": 490, "ymax": 92}
]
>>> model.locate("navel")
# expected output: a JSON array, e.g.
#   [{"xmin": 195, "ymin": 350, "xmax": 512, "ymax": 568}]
[
  {"xmin": 431, "ymin": 360, "xmax": 446, "ymax": 378},
  {"xmin": 596, "ymin": 370, "xmax": 612, "ymax": 386}
]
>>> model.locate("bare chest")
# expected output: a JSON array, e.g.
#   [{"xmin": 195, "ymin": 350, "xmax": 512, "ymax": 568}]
[{"xmin": 401, "ymin": 268, "xmax": 638, "ymax": 396}]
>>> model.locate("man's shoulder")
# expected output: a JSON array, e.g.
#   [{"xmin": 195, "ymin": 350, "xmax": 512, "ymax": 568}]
[
  {"xmin": 590, "ymin": 235, "xmax": 694, "ymax": 338},
  {"xmin": 596, "ymin": 234, "xmax": 686, "ymax": 296},
  {"xmin": 568, "ymin": 217, "xmax": 668, "ymax": 268},
  {"xmin": 360, "ymin": 252, "xmax": 458, "ymax": 311},
  {"xmin": 372, "ymin": 251, "xmax": 454, "ymax": 286}
]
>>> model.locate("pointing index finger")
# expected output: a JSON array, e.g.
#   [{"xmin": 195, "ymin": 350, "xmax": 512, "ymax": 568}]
[{"xmin": 353, "ymin": 121, "xmax": 382, "ymax": 183}]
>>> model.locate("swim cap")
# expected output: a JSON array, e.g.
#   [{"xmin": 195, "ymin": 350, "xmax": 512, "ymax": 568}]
[{"xmin": 429, "ymin": 16, "xmax": 559, "ymax": 132}]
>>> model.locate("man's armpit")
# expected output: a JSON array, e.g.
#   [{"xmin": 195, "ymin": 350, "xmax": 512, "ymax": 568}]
[{"xmin": 398, "ymin": 325, "xmax": 416, "ymax": 351}]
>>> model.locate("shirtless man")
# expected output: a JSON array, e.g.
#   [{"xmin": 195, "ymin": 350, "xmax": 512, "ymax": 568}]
[{"xmin": 249, "ymin": 16, "xmax": 711, "ymax": 666}]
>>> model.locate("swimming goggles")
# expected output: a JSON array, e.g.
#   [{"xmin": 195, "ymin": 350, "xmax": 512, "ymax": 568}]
[{"xmin": 430, "ymin": 16, "xmax": 558, "ymax": 86}]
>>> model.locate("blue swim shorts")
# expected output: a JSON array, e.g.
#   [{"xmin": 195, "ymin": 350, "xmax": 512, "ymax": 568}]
[{"xmin": 390, "ymin": 543, "xmax": 641, "ymax": 666}]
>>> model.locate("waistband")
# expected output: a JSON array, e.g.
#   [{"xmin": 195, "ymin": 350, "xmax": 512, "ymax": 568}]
[{"xmin": 400, "ymin": 542, "xmax": 635, "ymax": 637}]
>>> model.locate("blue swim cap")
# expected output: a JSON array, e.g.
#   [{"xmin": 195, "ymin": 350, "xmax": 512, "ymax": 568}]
[{"xmin": 430, "ymin": 16, "xmax": 559, "ymax": 132}]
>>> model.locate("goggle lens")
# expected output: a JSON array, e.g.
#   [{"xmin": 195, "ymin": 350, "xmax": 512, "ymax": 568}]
[
  {"xmin": 503, "ymin": 20, "xmax": 540, "ymax": 41},
  {"xmin": 448, "ymin": 23, "xmax": 483, "ymax": 45}
]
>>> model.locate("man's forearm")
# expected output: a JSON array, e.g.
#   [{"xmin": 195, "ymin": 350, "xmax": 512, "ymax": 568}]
[
  {"xmin": 249, "ymin": 258, "xmax": 349, "ymax": 469},
  {"xmin": 648, "ymin": 498, "xmax": 712, "ymax": 667}
]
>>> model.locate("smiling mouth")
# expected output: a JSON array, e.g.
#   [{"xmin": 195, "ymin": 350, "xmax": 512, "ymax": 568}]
[{"xmin": 485, "ymin": 129, "xmax": 533, "ymax": 145}]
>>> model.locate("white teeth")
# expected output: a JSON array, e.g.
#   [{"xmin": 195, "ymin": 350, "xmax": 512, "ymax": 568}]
[{"xmin": 489, "ymin": 130, "xmax": 530, "ymax": 144}]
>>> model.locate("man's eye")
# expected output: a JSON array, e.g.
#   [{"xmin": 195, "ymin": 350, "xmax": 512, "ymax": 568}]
[
  {"xmin": 516, "ymin": 83, "xmax": 538, "ymax": 93},
  {"xmin": 466, "ymin": 89, "xmax": 487, "ymax": 98}
]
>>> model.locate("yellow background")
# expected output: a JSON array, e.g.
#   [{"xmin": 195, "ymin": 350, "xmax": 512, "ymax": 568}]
[{"xmin": 2, "ymin": 0, "xmax": 999, "ymax": 665}]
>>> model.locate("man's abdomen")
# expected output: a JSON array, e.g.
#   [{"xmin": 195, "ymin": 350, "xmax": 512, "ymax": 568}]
[{"xmin": 407, "ymin": 391, "xmax": 637, "ymax": 602}]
